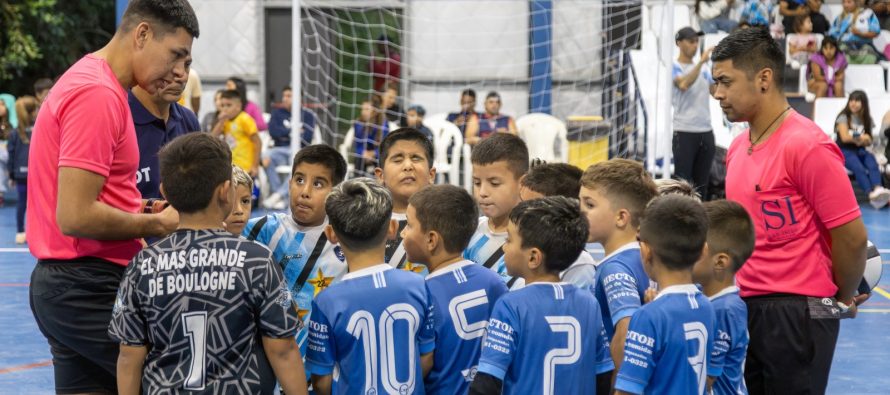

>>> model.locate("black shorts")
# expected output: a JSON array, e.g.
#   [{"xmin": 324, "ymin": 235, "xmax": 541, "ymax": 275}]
[
  {"xmin": 744, "ymin": 294, "xmax": 841, "ymax": 395},
  {"xmin": 29, "ymin": 258, "xmax": 126, "ymax": 394}
]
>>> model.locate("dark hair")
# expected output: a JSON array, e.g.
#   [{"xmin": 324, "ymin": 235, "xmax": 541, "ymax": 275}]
[
  {"xmin": 14, "ymin": 96, "xmax": 38, "ymax": 144},
  {"xmin": 226, "ymin": 77, "xmax": 248, "ymax": 110},
  {"xmin": 379, "ymin": 128, "xmax": 435, "ymax": 168},
  {"xmin": 840, "ymin": 90, "xmax": 873, "ymax": 136},
  {"xmin": 711, "ymin": 27, "xmax": 784, "ymax": 88},
  {"xmin": 159, "ymin": 133, "xmax": 232, "ymax": 213},
  {"xmin": 821, "ymin": 35, "xmax": 838, "ymax": 51},
  {"xmin": 409, "ymin": 185, "xmax": 479, "ymax": 253},
  {"xmin": 219, "ymin": 89, "xmax": 243, "ymax": 103},
  {"xmin": 639, "ymin": 195, "xmax": 708, "ymax": 271},
  {"xmin": 509, "ymin": 196, "xmax": 589, "ymax": 273},
  {"xmin": 471, "ymin": 133, "xmax": 529, "ymax": 179},
  {"xmin": 792, "ymin": 14, "xmax": 812, "ymax": 34},
  {"xmin": 325, "ymin": 178, "xmax": 393, "ymax": 251},
  {"xmin": 282, "ymin": 85, "xmax": 292, "ymax": 94},
  {"xmin": 292, "ymin": 144, "xmax": 348, "ymax": 185},
  {"xmin": 461, "ymin": 89, "xmax": 477, "ymax": 99},
  {"xmin": 580, "ymin": 159, "xmax": 658, "ymax": 228},
  {"xmin": 486, "ymin": 91, "xmax": 500, "ymax": 101},
  {"xmin": 120, "ymin": 0, "xmax": 199, "ymax": 38},
  {"xmin": 703, "ymin": 200, "xmax": 755, "ymax": 272},
  {"xmin": 522, "ymin": 163, "xmax": 583, "ymax": 199},
  {"xmin": 33, "ymin": 78, "xmax": 53, "ymax": 95}
]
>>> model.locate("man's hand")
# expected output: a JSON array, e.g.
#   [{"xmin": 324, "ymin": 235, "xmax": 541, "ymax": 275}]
[{"xmin": 700, "ymin": 47, "xmax": 715, "ymax": 64}]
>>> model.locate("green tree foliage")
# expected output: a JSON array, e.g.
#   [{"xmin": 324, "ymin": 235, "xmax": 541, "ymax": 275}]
[{"xmin": 0, "ymin": 0, "xmax": 115, "ymax": 97}]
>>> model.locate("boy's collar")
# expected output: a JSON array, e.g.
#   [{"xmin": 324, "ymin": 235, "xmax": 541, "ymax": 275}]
[
  {"xmin": 602, "ymin": 241, "xmax": 640, "ymax": 261},
  {"xmin": 708, "ymin": 285, "xmax": 740, "ymax": 301},
  {"xmin": 425, "ymin": 260, "xmax": 474, "ymax": 280},
  {"xmin": 342, "ymin": 264, "xmax": 391, "ymax": 281},
  {"xmin": 654, "ymin": 284, "xmax": 701, "ymax": 301}
]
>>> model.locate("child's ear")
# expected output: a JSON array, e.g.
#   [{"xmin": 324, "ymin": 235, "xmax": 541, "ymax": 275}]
[
  {"xmin": 374, "ymin": 167, "xmax": 385, "ymax": 183},
  {"xmin": 714, "ymin": 252, "xmax": 732, "ymax": 272},
  {"xmin": 427, "ymin": 166, "xmax": 437, "ymax": 184},
  {"xmin": 324, "ymin": 224, "xmax": 339, "ymax": 245},
  {"xmin": 219, "ymin": 180, "xmax": 232, "ymax": 205},
  {"xmin": 615, "ymin": 208, "xmax": 632, "ymax": 229},
  {"xmin": 527, "ymin": 247, "xmax": 544, "ymax": 271},
  {"xmin": 159, "ymin": 183, "xmax": 167, "ymax": 200},
  {"xmin": 427, "ymin": 230, "xmax": 440, "ymax": 254}
]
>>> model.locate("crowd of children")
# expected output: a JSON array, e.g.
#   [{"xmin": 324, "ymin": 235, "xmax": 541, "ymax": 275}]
[{"xmin": 106, "ymin": 127, "xmax": 763, "ymax": 395}]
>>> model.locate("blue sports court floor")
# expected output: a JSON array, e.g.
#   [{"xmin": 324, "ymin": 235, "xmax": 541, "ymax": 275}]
[{"xmin": 0, "ymin": 205, "xmax": 887, "ymax": 394}]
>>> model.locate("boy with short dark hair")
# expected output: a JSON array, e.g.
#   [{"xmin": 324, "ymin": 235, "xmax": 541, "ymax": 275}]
[
  {"xmin": 580, "ymin": 159, "xmax": 657, "ymax": 375},
  {"xmin": 402, "ymin": 184, "xmax": 508, "ymax": 394},
  {"xmin": 306, "ymin": 178, "xmax": 435, "ymax": 395},
  {"xmin": 242, "ymin": 144, "xmax": 348, "ymax": 359},
  {"xmin": 465, "ymin": 133, "xmax": 529, "ymax": 287},
  {"xmin": 470, "ymin": 196, "xmax": 613, "ymax": 395},
  {"xmin": 374, "ymin": 128, "xmax": 436, "ymax": 275},
  {"xmin": 109, "ymin": 133, "xmax": 307, "ymax": 395},
  {"xmin": 211, "ymin": 89, "xmax": 261, "ymax": 177},
  {"xmin": 615, "ymin": 194, "xmax": 717, "ymax": 395},
  {"xmin": 694, "ymin": 200, "xmax": 755, "ymax": 395}
]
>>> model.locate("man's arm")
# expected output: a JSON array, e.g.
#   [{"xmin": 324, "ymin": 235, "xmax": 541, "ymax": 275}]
[
  {"xmin": 830, "ymin": 217, "xmax": 868, "ymax": 306},
  {"xmin": 466, "ymin": 115, "xmax": 480, "ymax": 145},
  {"xmin": 311, "ymin": 374, "xmax": 333, "ymax": 395},
  {"xmin": 675, "ymin": 48, "xmax": 714, "ymax": 91},
  {"xmin": 262, "ymin": 337, "xmax": 309, "ymax": 395},
  {"xmin": 57, "ymin": 167, "xmax": 178, "ymax": 239},
  {"xmin": 117, "ymin": 344, "xmax": 148, "ymax": 395}
]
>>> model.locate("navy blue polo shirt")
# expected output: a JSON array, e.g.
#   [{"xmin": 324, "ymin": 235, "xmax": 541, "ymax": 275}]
[{"xmin": 128, "ymin": 91, "xmax": 200, "ymax": 199}]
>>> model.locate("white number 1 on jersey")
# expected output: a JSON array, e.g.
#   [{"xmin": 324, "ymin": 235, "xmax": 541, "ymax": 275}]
[{"xmin": 182, "ymin": 312, "xmax": 208, "ymax": 391}]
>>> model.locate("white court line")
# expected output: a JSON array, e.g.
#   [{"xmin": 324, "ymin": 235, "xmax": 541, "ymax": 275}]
[{"xmin": 0, "ymin": 248, "xmax": 29, "ymax": 253}]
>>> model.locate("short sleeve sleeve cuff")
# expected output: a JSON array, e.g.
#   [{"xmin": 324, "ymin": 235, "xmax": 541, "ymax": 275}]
[
  {"xmin": 611, "ymin": 307, "xmax": 638, "ymax": 326},
  {"xmin": 597, "ymin": 359, "xmax": 616, "ymax": 374},
  {"xmin": 476, "ymin": 362, "xmax": 507, "ymax": 381},
  {"xmin": 419, "ymin": 339, "xmax": 435, "ymax": 355},
  {"xmin": 614, "ymin": 377, "xmax": 645, "ymax": 395}
]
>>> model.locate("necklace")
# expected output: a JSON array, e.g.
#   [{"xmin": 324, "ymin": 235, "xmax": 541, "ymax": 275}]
[{"xmin": 748, "ymin": 106, "xmax": 791, "ymax": 155}]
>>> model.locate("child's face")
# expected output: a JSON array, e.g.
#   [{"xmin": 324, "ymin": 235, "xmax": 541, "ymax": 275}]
[
  {"xmin": 382, "ymin": 88, "xmax": 397, "ymax": 108},
  {"xmin": 579, "ymin": 185, "xmax": 617, "ymax": 244},
  {"xmin": 376, "ymin": 140, "xmax": 434, "ymax": 207},
  {"xmin": 401, "ymin": 205, "xmax": 430, "ymax": 264},
  {"xmin": 472, "ymin": 161, "xmax": 522, "ymax": 223},
  {"xmin": 822, "ymin": 43, "xmax": 837, "ymax": 59},
  {"xmin": 360, "ymin": 102, "xmax": 374, "ymax": 122},
  {"xmin": 406, "ymin": 110, "xmax": 422, "ymax": 127},
  {"xmin": 290, "ymin": 162, "xmax": 335, "ymax": 227},
  {"xmin": 225, "ymin": 184, "xmax": 253, "ymax": 235},
  {"xmin": 502, "ymin": 220, "xmax": 529, "ymax": 277},
  {"xmin": 848, "ymin": 99, "xmax": 863, "ymax": 114},
  {"xmin": 219, "ymin": 97, "xmax": 241, "ymax": 119},
  {"xmin": 801, "ymin": 17, "xmax": 813, "ymax": 34},
  {"xmin": 842, "ymin": 0, "xmax": 855, "ymax": 13}
]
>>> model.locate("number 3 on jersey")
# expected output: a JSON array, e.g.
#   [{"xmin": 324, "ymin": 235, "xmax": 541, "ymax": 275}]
[{"xmin": 348, "ymin": 304, "xmax": 421, "ymax": 395}]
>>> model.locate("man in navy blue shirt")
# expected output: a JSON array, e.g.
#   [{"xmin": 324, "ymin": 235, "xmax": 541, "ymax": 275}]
[
  {"xmin": 262, "ymin": 85, "xmax": 317, "ymax": 210},
  {"xmin": 129, "ymin": 76, "xmax": 200, "ymax": 199}
]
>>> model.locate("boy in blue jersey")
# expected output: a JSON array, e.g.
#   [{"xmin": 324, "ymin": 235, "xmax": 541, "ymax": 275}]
[
  {"xmin": 580, "ymin": 159, "xmax": 658, "ymax": 378},
  {"xmin": 517, "ymin": 162, "xmax": 597, "ymax": 291},
  {"xmin": 241, "ymin": 145, "xmax": 348, "ymax": 359},
  {"xmin": 465, "ymin": 133, "xmax": 529, "ymax": 287},
  {"xmin": 401, "ymin": 184, "xmax": 509, "ymax": 394},
  {"xmin": 306, "ymin": 178, "xmax": 436, "ymax": 395},
  {"xmin": 615, "ymin": 195, "xmax": 718, "ymax": 395},
  {"xmin": 693, "ymin": 200, "xmax": 755, "ymax": 395},
  {"xmin": 374, "ymin": 128, "xmax": 436, "ymax": 275},
  {"xmin": 470, "ymin": 196, "xmax": 613, "ymax": 395}
]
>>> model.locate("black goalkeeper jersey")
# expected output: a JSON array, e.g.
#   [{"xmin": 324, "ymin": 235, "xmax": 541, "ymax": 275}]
[{"xmin": 109, "ymin": 229, "xmax": 298, "ymax": 394}]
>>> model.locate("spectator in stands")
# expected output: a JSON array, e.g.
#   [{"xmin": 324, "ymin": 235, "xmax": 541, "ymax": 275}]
[
  {"xmin": 0, "ymin": 98, "xmax": 11, "ymax": 206},
  {"xmin": 808, "ymin": 36, "xmax": 847, "ymax": 97},
  {"xmin": 829, "ymin": 0, "xmax": 882, "ymax": 63},
  {"xmin": 471, "ymin": 91, "xmax": 517, "ymax": 146},
  {"xmin": 353, "ymin": 98, "xmax": 390, "ymax": 175},
  {"xmin": 202, "ymin": 89, "xmax": 224, "ymax": 132},
  {"xmin": 381, "ymin": 82, "xmax": 405, "ymax": 126},
  {"xmin": 406, "ymin": 104, "xmax": 434, "ymax": 142},
  {"xmin": 33, "ymin": 78, "xmax": 54, "ymax": 107},
  {"xmin": 869, "ymin": 0, "xmax": 890, "ymax": 31},
  {"xmin": 9, "ymin": 96, "xmax": 36, "ymax": 244},
  {"xmin": 226, "ymin": 76, "xmax": 269, "ymax": 131},
  {"xmin": 673, "ymin": 27, "xmax": 716, "ymax": 199},
  {"xmin": 371, "ymin": 34, "xmax": 401, "ymax": 93},
  {"xmin": 178, "ymin": 67, "xmax": 202, "ymax": 115},
  {"xmin": 835, "ymin": 90, "xmax": 890, "ymax": 208},
  {"xmin": 808, "ymin": 0, "xmax": 831, "ymax": 34},
  {"xmin": 881, "ymin": 109, "xmax": 890, "ymax": 164},
  {"xmin": 789, "ymin": 15, "xmax": 819, "ymax": 67},
  {"xmin": 448, "ymin": 89, "xmax": 480, "ymax": 144},
  {"xmin": 697, "ymin": 0, "xmax": 738, "ymax": 33},
  {"xmin": 262, "ymin": 86, "xmax": 318, "ymax": 210},
  {"xmin": 781, "ymin": 0, "xmax": 811, "ymax": 34},
  {"xmin": 740, "ymin": 0, "xmax": 775, "ymax": 28}
]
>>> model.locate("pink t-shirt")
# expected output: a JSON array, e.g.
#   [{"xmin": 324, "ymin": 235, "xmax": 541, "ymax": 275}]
[
  {"xmin": 725, "ymin": 111, "xmax": 860, "ymax": 297},
  {"xmin": 244, "ymin": 101, "xmax": 267, "ymax": 131},
  {"xmin": 26, "ymin": 54, "xmax": 142, "ymax": 266}
]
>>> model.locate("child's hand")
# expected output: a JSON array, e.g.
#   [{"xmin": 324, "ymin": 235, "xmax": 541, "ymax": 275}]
[{"xmin": 362, "ymin": 150, "xmax": 376, "ymax": 162}]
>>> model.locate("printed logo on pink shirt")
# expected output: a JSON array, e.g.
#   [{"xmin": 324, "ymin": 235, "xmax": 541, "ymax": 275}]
[{"xmin": 758, "ymin": 188, "xmax": 804, "ymax": 242}]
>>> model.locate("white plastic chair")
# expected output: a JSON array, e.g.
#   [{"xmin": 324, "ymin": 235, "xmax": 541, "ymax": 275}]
[
  {"xmin": 339, "ymin": 127, "xmax": 356, "ymax": 175},
  {"xmin": 845, "ymin": 64, "xmax": 886, "ymax": 96},
  {"xmin": 424, "ymin": 112, "xmax": 449, "ymax": 125},
  {"xmin": 462, "ymin": 144, "xmax": 473, "ymax": 193},
  {"xmin": 516, "ymin": 113, "xmax": 569, "ymax": 163},
  {"xmin": 813, "ymin": 97, "xmax": 849, "ymax": 139},
  {"xmin": 424, "ymin": 118, "xmax": 463, "ymax": 186}
]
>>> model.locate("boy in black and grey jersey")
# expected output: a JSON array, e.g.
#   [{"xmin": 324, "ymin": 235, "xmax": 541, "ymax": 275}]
[{"xmin": 109, "ymin": 133, "xmax": 307, "ymax": 395}]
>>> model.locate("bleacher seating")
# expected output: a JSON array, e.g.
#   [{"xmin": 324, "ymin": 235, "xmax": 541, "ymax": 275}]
[
  {"xmin": 845, "ymin": 64, "xmax": 887, "ymax": 96},
  {"xmin": 813, "ymin": 97, "xmax": 848, "ymax": 138}
]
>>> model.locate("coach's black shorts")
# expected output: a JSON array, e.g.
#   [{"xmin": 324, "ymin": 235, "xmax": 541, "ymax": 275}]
[
  {"xmin": 29, "ymin": 258, "xmax": 125, "ymax": 394},
  {"xmin": 744, "ymin": 293, "xmax": 841, "ymax": 395}
]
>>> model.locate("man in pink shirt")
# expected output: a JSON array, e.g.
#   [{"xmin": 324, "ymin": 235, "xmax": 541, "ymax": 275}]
[
  {"xmin": 711, "ymin": 28, "xmax": 868, "ymax": 394},
  {"xmin": 26, "ymin": 1, "xmax": 197, "ymax": 393}
]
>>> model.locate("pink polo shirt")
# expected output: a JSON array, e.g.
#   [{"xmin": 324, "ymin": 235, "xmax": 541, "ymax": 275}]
[
  {"xmin": 725, "ymin": 111, "xmax": 861, "ymax": 298},
  {"xmin": 26, "ymin": 54, "xmax": 142, "ymax": 266}
]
